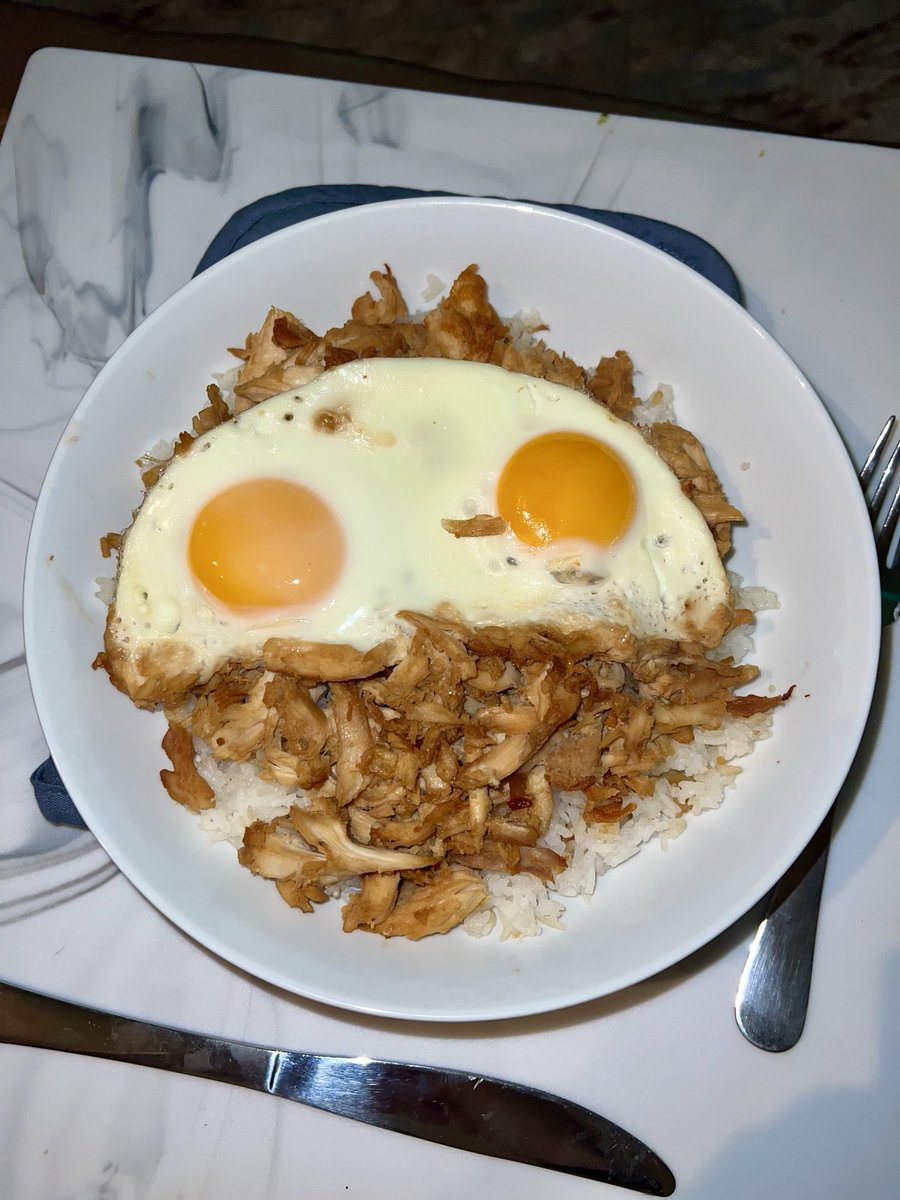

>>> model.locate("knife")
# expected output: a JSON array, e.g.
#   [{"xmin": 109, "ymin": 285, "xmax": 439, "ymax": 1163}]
[{"xmin": 0, "ymin": 980, "xmax": 674, "ymax": 1195}]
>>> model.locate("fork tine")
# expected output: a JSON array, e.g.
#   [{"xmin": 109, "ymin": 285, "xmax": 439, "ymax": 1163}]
[
  {"xmin": 860, "ymin": 415, "xmax": 896, "ymax": 490},
  {"xmin": 876, "ymin": 477, "xmax": 900, "ymax": 566},
  {"xmin": 870, "ymin": 436, "xmax": 900, "ymax": 522}
]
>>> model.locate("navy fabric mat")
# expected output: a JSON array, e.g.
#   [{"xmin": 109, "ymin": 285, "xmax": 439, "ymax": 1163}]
[
  {"xmin": 195, "ymin": 184, "xmax": 742, "ymax": 301},
  {"xmin": 33, "ymin": 184, "xmax": 742, "ymax": 830},
  {"xmin": 31, "ymin": 758, "xmax": 86, "ymax": 829}
]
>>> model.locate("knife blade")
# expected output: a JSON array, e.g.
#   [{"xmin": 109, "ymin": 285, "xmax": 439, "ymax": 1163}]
[{"xmin": 0, "ymin": 980, "xmax": 674, "ymax": 1195}]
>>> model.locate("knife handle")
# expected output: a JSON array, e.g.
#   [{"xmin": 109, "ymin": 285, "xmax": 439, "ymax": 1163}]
[
  {"xmin": 0, "ymin": 979, "xmax": 276, "ymax": 1087},
  {"xmin": 734, "ymin": 807, "xmax": 833, "ymax": 1052}
]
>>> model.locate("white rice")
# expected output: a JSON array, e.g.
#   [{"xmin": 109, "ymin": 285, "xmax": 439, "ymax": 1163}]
[
  {"xmin": 193, "ymin": 753, "xmax": 297, "ymax": 846},
  {"xmin": 421, "ymin": 273, "xmax": 447, "ymax": 302},
  {"xmin": 506, "ymin": 309, "xmax": 549, "ymax": 347},
  {"xmin": 95, "ymin": 576, "xmax": 116, "ymax": 605},
  {"xmin": 632, "ymin": 382, "xmax": 676, "ymax": 426},
  {"xmin": 461, "ymin": 712, "xmax": 771, "ymax": 939}
]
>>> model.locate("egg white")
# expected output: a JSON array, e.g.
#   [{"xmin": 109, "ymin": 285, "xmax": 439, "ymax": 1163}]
[{"xmin": 107, "ymin": 358, "xmax": 731, "ymax": 694}]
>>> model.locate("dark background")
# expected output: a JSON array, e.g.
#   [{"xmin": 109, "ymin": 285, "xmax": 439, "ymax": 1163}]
[{"xmin": 1, "ymin": 0, "xmax": 898, "ymax": 144}]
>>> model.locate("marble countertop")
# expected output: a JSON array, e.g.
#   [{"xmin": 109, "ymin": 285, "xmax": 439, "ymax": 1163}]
[{"xmin": 1, "ymin": 47, "xmax": 898, "ymax": 1200}]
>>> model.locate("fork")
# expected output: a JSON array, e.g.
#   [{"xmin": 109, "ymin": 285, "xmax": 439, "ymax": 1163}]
[{"xmin": 735, "ymin": 416, "xmax": 900, "ymax": 1052}]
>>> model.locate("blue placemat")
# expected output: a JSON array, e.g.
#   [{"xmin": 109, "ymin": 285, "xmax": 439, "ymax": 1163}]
[
  {"xmin": 33, "ymin": 184, "xmax": 742, "ymax": 830},
  {"xmin": 195, "ymin": 184, "xmax": 742, "ymax": 300}
]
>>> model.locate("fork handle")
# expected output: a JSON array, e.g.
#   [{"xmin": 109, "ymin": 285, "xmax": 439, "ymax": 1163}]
[
  {"xmin": 882, "ymin": 589, "xmax": 900, "ymax": 627},
  {"xmin": 734, "ymin": 807, "xmax": 833, "ymax": 1052}
]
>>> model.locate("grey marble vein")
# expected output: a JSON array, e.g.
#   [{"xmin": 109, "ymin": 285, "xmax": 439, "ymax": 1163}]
[
  {"xmin": 0, "ymin": 476, "xmax": 37, "ymax": 506},
  {"xmin": 13, "ymin": 64, "xmax": 234, "ymax": 379},
  {"xmin": 0, "ymin": 862, "xmax": 118, "ymax": 927},
  {"xmin": 336, "ymin": 84, "xmax": 408, "ymax": 149}
]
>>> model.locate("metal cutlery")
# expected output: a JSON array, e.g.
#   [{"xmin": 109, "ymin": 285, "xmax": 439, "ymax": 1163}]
[
  {"xmin": 735, "ymin": 416, "xmax": 900, "ymax": 1052},
  {"xmin": 0, "ymin": 978, "xmax": 675, "ymax": 1195}
]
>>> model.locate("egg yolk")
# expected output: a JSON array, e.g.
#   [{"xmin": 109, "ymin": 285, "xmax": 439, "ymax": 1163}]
[
  {"xmin": 497, "ymin": 432, "xmax": 636, "ymax": 548},
  {"xmin": 189, "ymin": 478, "xmax": 344, "ymax": 610}
]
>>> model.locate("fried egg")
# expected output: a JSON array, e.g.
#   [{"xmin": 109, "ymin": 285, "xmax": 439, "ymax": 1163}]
[{"xmin": 105, "ymin": 358, "xmax": 732, "ymax": 701}]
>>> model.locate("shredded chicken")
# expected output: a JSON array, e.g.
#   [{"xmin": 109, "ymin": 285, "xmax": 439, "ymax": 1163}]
[
  {"xmin": 191, "ymin": 667, "xmax": 276, "ymax": 762},
  {"xmin": 423, "ymin": 264, "xmax": 508, "ymax": 362},
  {"xmin": 587, "ymin": 350, "xmax": 637, "ymax": 419},
  {"xmin": 99, "ymin": 531, "xmax": 122, "ymax": 559},
  {"xmin": 159, "ymin": 722, "xmax": 215, "ymax": 812},
  {"xmin": 441, "ymin": 514, "xmax": 509, "ymax": 538},
  {"xmin": 263, "ymin": 638, "xmax": 401, "ymax": 682},
  {"xmin": 342, "ymin": 872, "xmax": 401, "ymax": 932},
  {"xmin": 173, "ymin": 600, "xmax": 786, "ymax": 936},
  {"xmin": 644, "ymin": 422, "xmax": 744, "ymax": 556},
  {"xmin": 139, "ymin": 385, "xmax": 230, "ymax": 487},
  {"xmin": 371, "ymin": 866, "xmax": 489, "ymax": 940}
]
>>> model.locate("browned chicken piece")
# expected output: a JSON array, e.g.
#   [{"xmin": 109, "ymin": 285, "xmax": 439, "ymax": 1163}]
[
  {"xmin": 232, "ymin": 307, "xmax": 304, "ymax": 386},
  {"xmin": 652, "ymin": 698, "xmax": 727, "ymax": 733},
  {"xmin": 96, "ymin": 633, "xmax": 205, "ymax": 710},
  {"xmin": 350, "ymin": 266, "xmax": 408, "ymax": 326},
  {"xmin": 458, "ymin": 666, "xmax": 581, "ymax": 786},
  {"xmin": 467, "ymin": 657, "xmax": 521, "ymax": 694},
  {"xmin": 321, "ymin": 318, "xmax": 429, "ymax": 360},
  {"xmin": 264, "ymin": 681, "xmax": 328, "ymax": 744},
  {"xmin": 460, "ymin": 619, "xmax": 636, "ymax": 666},
  {"xmin": 437, "ymin": 787, "xmax": 490, "ymax": 857},
  {"xmin": 239, "ymin": 818, "xmax": 322, "ymax": 882},
  {"xmin": 263, "ymin": 637, "xmax": 401, "ymax": 682},
  {"xmin": 583, "ymin": 790, "xmax": 637, "ymax": 826},
  {"xmin": 260, "ymin": 675, "xmax": 331, "ymax": 790},
  {"xmin": 329, "ymin": 683, "xmax": 374, "ymax": 808},
  {"xmin": 342, "ymin": 872, "xmax": 402, "ymax": 932},
  {"xmin": 290, "ymin": 807, "xmax": 438, "ymax": 876},
  {"xmin": 99, "ymin": 530, "xmax": 122, "ymax": 559},
  {"xmin": 264, "ymin": 675, "xmax": 329, "ymax": 755},
  {"xmin": 191, "ymin": 383, "xmax": 231, "ymax": 436},
  {"xmin": 240, "ymin": 807, "xmax": 437, "ymax": 893},
  {"xmin": 485, "ymin": 767, "xmax": 554, "ymax": 845},
  {"xmin": 261, "ymin": 745, "xmax": 328, "ymax": 791},
  {"xmin": 275, "ymin": 876, "xmax": 329, "ymax": 914},
  {"xmin": 232, "ymin": 362, "xmax": 323, "ymax": 408},
  {"xmin": 727, "ymin": 687, "xmax": 794, "ymax": 717},
  {"xmin": 270, "ymin": 313, "xmax": 320, "ymax": 356},
  {"xmin": 238, "ymin": 820, "xmax": 346, "ymax": 912},
  {"xmin": 456, "ymin": 841, "xmax": 566, "ymax": 883},
  {"xmin": 360, "ymin": 632, "xmax": 431, "ymax": 710},
  {"xmin": 423, "ymin": 264, "xmax": 508, "ymax": 362},
  {"xmin": 492, "ymin": 336, "xmax": 587, "ymax": 392},
  {"xmin": 368, "ymin": 794, "xmax": 459, "ymax": 850},
  {"xmin": 191, "ymin": 667, "xmax": 277, "ymax": 762},
  {"xmin": 441, "ymin": 514, "xmax": 509, "ymax": 538},
  {"xmin": 629, "ymin": 637, "xmax": 758, "ymax": 700},
  {"xmin": 371, "ymin": 866, "xmax": 489, "ymax": 939},
  {"xmin": 539, "ymin": 723, "xmax": 607, "ymax": 791},
  {"xmin": 587, "ymin": 350, "xmax": 637, "ymax": 418},
  {"xmin": 159, "ymin": 722, "xmax": 215, "ymax": 812},
  {"xmin": 644, "ymin": 421, "xmax": 744, "ymax": 556},
  {"xmin": 138, "ymin": 384, "xmax": 232, "ymax": 487}
]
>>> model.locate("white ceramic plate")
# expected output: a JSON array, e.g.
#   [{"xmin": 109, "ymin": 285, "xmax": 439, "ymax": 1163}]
[{"xmin": 24, "ymin": 197, "xmax": 881, "ymax": 1021}]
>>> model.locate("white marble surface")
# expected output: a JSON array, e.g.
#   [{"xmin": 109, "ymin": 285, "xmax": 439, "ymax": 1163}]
[{"xmin": 1, "ymin": 46, "xmax": 898, "ymax": 1199}]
